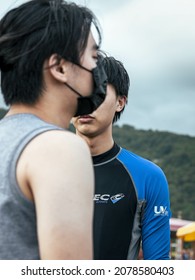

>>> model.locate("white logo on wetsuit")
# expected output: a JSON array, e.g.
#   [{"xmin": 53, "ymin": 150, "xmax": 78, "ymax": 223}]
[
  {"xmin": 154, "ymin": 206, "xmax": 169, "ymax": 216},
  {"xmin": 93, "ymin": 193, "xmax": 125, "ymax": 204}
]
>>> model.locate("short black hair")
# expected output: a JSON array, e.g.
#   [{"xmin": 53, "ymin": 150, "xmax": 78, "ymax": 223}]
[
  {"xmin": 100, "ymin": 53, "xmax": 130, "ymax": 123},
  {"xmin": 0, "ymin": 0, "xmax": 101, "ymax": 105}
]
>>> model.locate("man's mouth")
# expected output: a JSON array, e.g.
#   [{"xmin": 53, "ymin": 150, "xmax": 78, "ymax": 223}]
[{"xmin": 78, "ymin": 115, "xmax": 94, "ymax": 122}]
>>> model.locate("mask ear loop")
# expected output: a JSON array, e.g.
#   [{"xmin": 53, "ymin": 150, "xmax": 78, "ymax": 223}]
[
  {"xmin": 64, "ymin": 82, "xmax": 82, "ymax": 97},
  {"xmin": 63, "ymin": 63, "xmax": 93, "ymax": 97},
  {"xmin": 73, "ymin": 62, "xmax": 93, "ymax": 73}
]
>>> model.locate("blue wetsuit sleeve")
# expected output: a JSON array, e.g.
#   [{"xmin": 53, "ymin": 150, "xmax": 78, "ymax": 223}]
[
  {"xmin": 141, "ymin": 167, "xmax": 171, "ymax": 260},
  {"xmin": 117, "ymin": 148, "xmax": 171, "ymax": 260}
]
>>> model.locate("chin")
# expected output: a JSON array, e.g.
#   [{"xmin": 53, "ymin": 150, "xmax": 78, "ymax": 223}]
[{"xmin": 78, "ymin": 128, "xmax": 96, "ymax": 137}]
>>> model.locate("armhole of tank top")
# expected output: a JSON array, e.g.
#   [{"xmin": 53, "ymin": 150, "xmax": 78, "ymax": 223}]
[{"xmin": 8, "ymin": 126, "xmax": 63, "ymax": 207}]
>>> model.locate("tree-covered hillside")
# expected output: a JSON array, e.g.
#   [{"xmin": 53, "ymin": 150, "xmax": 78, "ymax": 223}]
[
  {"xmin": 112, "ymin": 124, "xmax": 195, "ymax": 221},
  {"xmin": 1, "ymin": 107, "xmax": 194, "ymax": 221}
]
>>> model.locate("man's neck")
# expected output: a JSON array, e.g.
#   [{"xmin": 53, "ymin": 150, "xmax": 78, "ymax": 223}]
[
  {"xmin": 6, "ymin": 102, "xmax": 71, "ymax": 129},
  {"xmin": 76, "ymin": 131, "xmax": 114, "ymax": 156}
]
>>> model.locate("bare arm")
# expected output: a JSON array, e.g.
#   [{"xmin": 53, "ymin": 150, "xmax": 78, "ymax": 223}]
[{"xmin": 17, "ymin": 130, "xmax": 94, "ymax": 259}]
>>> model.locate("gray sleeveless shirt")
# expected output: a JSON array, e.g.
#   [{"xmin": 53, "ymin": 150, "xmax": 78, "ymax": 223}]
[{"xmin": 0, "ymin": 114, "xmax": 62, "ymax": 259}]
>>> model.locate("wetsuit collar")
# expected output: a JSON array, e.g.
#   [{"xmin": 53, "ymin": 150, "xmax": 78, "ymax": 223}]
[{"xmin": 92, "ymin": 142, "xmax": 120, "ymax": 165}]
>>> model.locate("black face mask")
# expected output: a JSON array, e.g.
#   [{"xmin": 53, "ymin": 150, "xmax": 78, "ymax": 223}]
[{"xmin": 64, "ymin": 59, "xmax": 108, "ymax": 116}]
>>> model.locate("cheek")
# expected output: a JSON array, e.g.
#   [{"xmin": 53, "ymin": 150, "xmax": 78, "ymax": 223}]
[
  {"xmin": 80, "ymin": 72, "xmax": 93, "ymax": 95},
  {"xmin": 71, "ymin": 117, "xmax": 76, "ymax": 124},
  {"xmin": 71, "ymin": 117, "xmax": 79, "ymax": 129},
  {"xmin": 97, "ymin": 103, "xmax": 116, "ymax": 122},
  {"xmin": 72, "ymin": 69, "xmax": 93, "ymax": 96},
  {"xmin": 82, "ymin": 52, "xmax": 97, "ymax": 71}
]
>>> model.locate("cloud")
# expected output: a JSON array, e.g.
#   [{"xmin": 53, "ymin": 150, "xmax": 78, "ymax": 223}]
[
  {"xmin": 92, "ymin": 0, "xmax": 195, "ymax": 136},
  {"xmin": 0, "ymin": 0, "xmax": 195, "ymax": 136}
]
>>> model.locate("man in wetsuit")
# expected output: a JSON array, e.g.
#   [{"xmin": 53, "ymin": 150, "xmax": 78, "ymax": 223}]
[{"xmin": 72, "ymin": 54, "xmax": 171, "ymax": 260}]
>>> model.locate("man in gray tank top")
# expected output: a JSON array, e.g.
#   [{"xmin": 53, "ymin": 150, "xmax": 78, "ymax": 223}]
[{"xmin": 0, "ymin": 0, "xmax": 107, "ymax": 260}]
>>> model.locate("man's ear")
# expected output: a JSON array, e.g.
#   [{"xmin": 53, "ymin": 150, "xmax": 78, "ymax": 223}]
[
  {"xmin": 116, "ymin": 95, "xmax": 127, "ymax": 112},
  {"xmin": 47, "ymin": 54, "xmax": 68, "ymax": 83}
]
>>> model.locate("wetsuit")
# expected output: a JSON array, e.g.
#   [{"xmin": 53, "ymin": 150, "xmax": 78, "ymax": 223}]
[{"xmin": 93, "ymin": 143, "xmax": 171, "ymax": 260}]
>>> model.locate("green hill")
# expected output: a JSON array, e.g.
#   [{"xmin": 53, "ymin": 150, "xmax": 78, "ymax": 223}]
[
  {"xmin": 1, "ymin": 108, "xmax": 194, "ymax": 221},
  {"xmin": 112, "ymin": 124, "xmax": 195, "ymax": 221}
]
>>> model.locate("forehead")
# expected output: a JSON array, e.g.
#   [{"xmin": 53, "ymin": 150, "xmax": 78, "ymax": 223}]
[
  {"xmin": 90, "ymin": 23, "xmax": 99, "ymax": 46},
  {"xmin": 87, "ymin": 31, "xmax": 99, "ymax": 51}
]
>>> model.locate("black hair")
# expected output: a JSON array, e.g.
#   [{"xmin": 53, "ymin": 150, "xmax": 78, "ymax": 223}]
[
  {"xmin": 0, "ymin": 0, "xmax": 101, "ymax": 105},
  {"xmin": 100, "ymin": 53, "xmax": 130, "ymax": 123}
]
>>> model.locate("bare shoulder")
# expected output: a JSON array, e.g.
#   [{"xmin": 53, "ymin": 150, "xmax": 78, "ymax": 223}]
[
  {"xmin": 28, "ymin": 129, "xmax": 90, "ymax": 155},
  {"xmin": 21, "ymin": 128, "xmax": 92, "ymax": 182},
  {"xmin": 17, "ymin": 129, "xmax": 93, "ymax": 201}
]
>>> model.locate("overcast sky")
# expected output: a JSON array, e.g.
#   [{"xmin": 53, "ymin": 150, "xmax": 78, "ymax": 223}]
[{"xmin": 0, "ymin": 0, "xmax": 195, "ymax": 136}]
